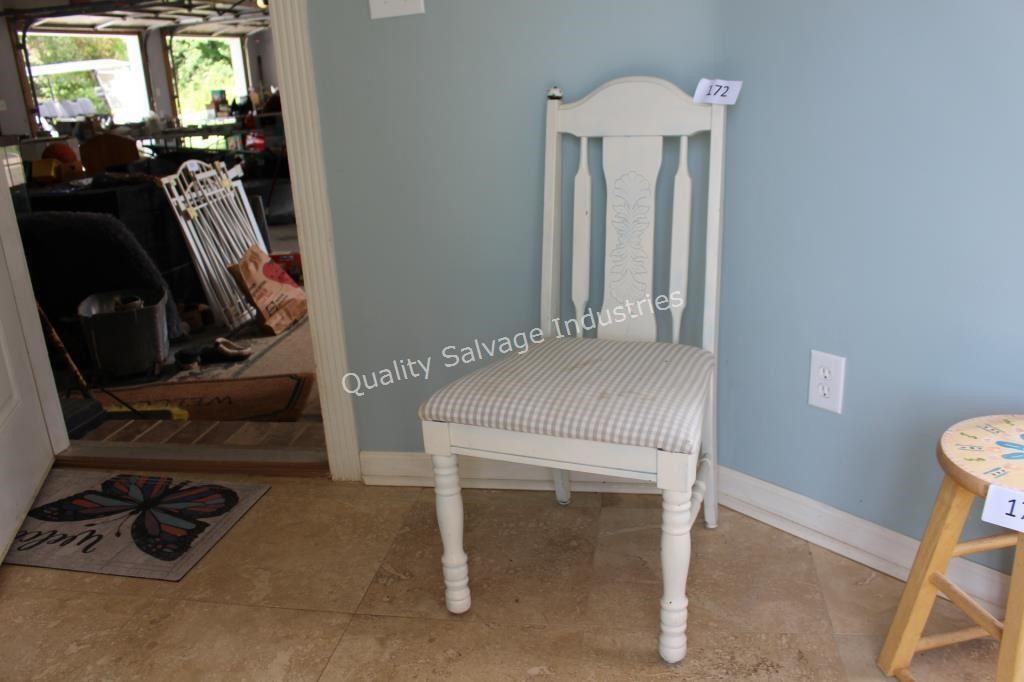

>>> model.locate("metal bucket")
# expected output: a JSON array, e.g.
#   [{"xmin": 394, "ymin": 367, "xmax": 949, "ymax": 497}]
[{"xmin": 77, "ymin": 288, "xmax": 169, "ymax": 377}]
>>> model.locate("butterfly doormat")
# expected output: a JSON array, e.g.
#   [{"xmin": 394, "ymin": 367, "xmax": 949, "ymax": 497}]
[{"xmin": 2, "ymin": 470, "xmax": 269, "ymax": 581}]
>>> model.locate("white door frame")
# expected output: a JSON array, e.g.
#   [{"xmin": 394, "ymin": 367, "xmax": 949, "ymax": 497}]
[
  {"xmin": 2, "ymin": 1, "xmax": 362, "ymax": 479},
  {"xmin": 2, "ymin": 179, "xmax": 69, "ymax": 459},
  {"xmin": 270, "ymin": 0, "xmax": 361, "ymax": 480}
]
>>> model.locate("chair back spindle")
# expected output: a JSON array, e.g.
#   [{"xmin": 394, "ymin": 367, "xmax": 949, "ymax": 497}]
[
  {"xmin": 541, "ymin": 78, "xmax": 725, "ymax": 352},
  {"xmin": 571, "ymin": 137, "xmax": 591, "ymax": 334}
]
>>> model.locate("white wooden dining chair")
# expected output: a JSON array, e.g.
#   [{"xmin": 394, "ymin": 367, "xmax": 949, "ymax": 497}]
[{"xmin": 418, "ymin": 76, "xmax": 726, "ymax": 664}]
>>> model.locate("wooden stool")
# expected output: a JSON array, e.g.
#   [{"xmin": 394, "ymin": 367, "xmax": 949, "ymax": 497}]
[{"xmin": 879, "ymin": 415, "xmax": 1024, "ymax": 681}]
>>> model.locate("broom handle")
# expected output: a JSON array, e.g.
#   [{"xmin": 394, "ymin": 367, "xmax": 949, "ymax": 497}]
[{"xmin": 36, "ymin": 302, "xmax": 93, "ymax": 400}]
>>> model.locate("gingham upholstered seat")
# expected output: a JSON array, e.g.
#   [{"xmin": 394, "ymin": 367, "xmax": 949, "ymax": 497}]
[{"xmin": 419, "ymin": 337, "xmax": 715, "ymax": 454}]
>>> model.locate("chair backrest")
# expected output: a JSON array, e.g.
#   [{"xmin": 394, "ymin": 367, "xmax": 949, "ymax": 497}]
[{"xmin": 540, "ymin": 76, "xmax": 726, "ymax": 355}]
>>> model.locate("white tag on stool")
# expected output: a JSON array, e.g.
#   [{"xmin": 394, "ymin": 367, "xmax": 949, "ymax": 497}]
[{"xmin": 982, "ymin": 484, "xmax": 1024, "ymax": 532}]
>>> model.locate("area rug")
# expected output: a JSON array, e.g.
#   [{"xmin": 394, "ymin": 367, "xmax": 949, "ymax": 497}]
[{"xmin": 3, "ymin": 469, "xmax": 268, "ymax": 581}]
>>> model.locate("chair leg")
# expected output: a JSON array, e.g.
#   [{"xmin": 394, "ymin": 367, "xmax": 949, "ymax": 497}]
[
  {"xmin": 552, "ymin": 468, "xmax": 571, "ymax": 506},
  {"xmin": 702, "ymin": 446, "xmax": 719, "ymax": 529},
  {"xmin": 878, "ymin": 476, "xmax": 974, "ymax": 676},
  {"xmin": 701, "ymin": 387, "xmax": 719, "ymax": 529},
  {"xmin": 997, "ymin": 534, "xmax": 1024, "ymax": 681},
  {"xmin": 659, "ymin": 489, "xmax": 693, "ymax": 664},
  {"xmin": 432, "ymin": 453, "xmax": 471, "ymax": 614}
]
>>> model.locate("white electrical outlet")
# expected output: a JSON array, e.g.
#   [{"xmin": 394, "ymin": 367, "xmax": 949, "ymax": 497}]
[
  {"xmin": 369, "ymin": 0, "xmax": 425, "ymax": 19},
  {"xmin": 808, "ymin": 350, "xmax": 846, "ymax": 414}
]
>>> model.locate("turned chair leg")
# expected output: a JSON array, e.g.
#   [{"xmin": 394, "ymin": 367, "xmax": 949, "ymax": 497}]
[
  {"xmin": 878, "ymin": 476, "xmax": 974, "ymax": 676},
  {"xmin": 659, "ymin": 489, "xmax": 693, "ymax": 663},
  {"xmin": 702, "ymin": 446, "xmax": 719, "ymax": 529},
  {"xmin": 701, "ymin": 390, "xmax": 719, "ymax": 529},
  {"xmin": 432, "ymin": 453, "xmax": 471, "ymax": 614},
  {"xmin": 552, "ymin": 468, "xmax": 571, "ymax": 506}
]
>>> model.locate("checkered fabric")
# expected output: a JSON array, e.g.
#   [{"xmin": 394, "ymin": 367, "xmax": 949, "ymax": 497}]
[{"xmin": 419, "ymin": 337, "xmax": 715, "ymax": 454}]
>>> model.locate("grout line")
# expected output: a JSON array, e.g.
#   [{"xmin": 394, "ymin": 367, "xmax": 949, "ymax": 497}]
[
  {"xmin": 130, "ymin": 421, "xmax": 162, "ymax": 442},
  {"xmin": 190, "ymin": 421, "xmax": 220, "ymax": 444},
  {"xmin": 808, "ymin": 545, "xmax": 842, "ymax": 637},
  {"xmin": 316, "ymin": 611, "xmax": 356, "ymax": 681},
  {"xmin": 154, "ymin": 419, "xmax": 190, "ymax": 443},
  {"xmin": 287, "ymin": 422, "xmax": 312, "ymax": 447},
  {"xmin": 349, "ymin": 506, "xmax": 414, "ymax": 619},
  {"xmin": 100, "ymin": 420, "xmax": 134, "ymax": 442},
  {"xmin": 0, "ymin": 575, "xmax": 356, "ymax": 616},
  {"xmin": 316, "ymin": 495, "xmax": 417, "ymax": 680}
]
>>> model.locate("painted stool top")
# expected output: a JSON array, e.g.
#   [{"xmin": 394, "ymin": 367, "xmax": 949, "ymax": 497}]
[{"xmin": 939, "ymin": 415, "xmax": 1024, "ymax": 497}]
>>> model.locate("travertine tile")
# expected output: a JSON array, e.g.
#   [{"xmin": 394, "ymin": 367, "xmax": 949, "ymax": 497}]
[
  {"xmin": 586, "ymin": 566, "xmax": 834, "ymax": 638},
  {"xmin": 320, "ymin": 615, "xmax": 586, "ymax": 681},
  {"xmin": 111, "ymin": 599, "xmax": 349, "ymax": 681},
  {"xmin": 811, "ymin": 545, "xmax": 977, "ymax": 636},
  {"xmin": 0, "ymin": 588, "xmax": 162, "ymax": 681},
  {"xmin": 592, "ymin": 504, "xmax": 661, "ymax": 583},
  {"xmin": 905, "ymin": 636, "xmax": 999, "ymax": 681},
  {"xmin": 590, "ymin": 506, "xmax": 832, "ymax": 635},
  {"xmin": 0, "ymin": 589, "xmax": 348, "ymax": 681},
  {"xmin": 1, "ymin": 476, "xmax": 421, "ymax": 613},
  {"xmin": 835, "ymin": 633, "xmax": 998, "ymax": 682},
  {"xmin": 321, "ymin": 615, "xmax": 846, "ymax": 681},
  {"xmin": 0, "ymin": 482, "xmax": 1002, "ymax": 679},
  {"xmin": 833, "ymin": 634, "xmax": 890, "ymax": 681},
  {"xmin": 357, "ymin": 489, "xmax": 601, "ymax": 625},
  {"xmin": 584, "ymin": 628, "xmax": 847, "ymax": 680},
  {"xmin": 690, "ymin": 507, "xmax": 810, "ymax": 560},
  {"xmin": 166, "ymin": 477, "xmax": 418, "ymax": 611},
  {"xmin": 594, "ymin": 505, "xmax": 813, "ymax": 584}
]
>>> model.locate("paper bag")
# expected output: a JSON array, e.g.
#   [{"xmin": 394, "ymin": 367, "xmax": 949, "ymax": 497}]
[{"xmin": 229, "ymin": 245, "xmax": 307, "ymax": 335}]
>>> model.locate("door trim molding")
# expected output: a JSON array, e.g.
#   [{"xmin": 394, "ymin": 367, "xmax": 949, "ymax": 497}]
[
  {"xmin": 0, "ymin": 166, "xmax": 67, "ymax": 456},
  {"xmin": 270, "ymin": 0, "xmax": 360, "ymax": 480},
  {"xmin": 360, "ymin": 450, "xmax": 1009, "ymax": 617}
]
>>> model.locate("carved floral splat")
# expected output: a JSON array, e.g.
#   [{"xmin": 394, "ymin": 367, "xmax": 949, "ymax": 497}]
[{"xmin": 607, "ymin": 170, "xmax": 652, "ymax": 305}]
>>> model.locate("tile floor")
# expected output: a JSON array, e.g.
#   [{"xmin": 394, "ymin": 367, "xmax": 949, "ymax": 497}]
[{"xmin": 0, "ymin": 472, "xmax": 1000, "ymax": 680}]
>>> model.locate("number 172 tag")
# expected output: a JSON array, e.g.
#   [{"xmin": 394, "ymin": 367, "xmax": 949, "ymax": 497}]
[
  {"xmin": 693, "ymin": 78, "xmax": 742, "ymax": 105},
  {"xmin": 981, "ymin": 484, "xmax": 1024, "ymax": 533}
]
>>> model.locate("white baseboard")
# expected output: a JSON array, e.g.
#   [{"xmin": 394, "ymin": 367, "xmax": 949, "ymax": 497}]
[
  {"xmin": 360, "ymin": 450, "xmax": 1009, "ymax": 617},
  {"xmin": 716, "ymin": 466, "xmax": 1008, "ymax": 618}
]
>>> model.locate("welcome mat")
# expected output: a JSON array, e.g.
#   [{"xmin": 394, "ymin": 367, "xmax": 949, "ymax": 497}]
[{"xmin": 3, "ymin": 469, "xmax": 268, "ymax": 581}]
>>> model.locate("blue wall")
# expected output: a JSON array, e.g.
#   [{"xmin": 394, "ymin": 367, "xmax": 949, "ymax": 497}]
[
  {"xmin": 308, "ymin": 1, "xmax": 1024, "ymax": 569},
  {"xmin": 308, "ymin": 0, "xmax": 720, "ymax": 450},
  {"xmin": 715, "ymin": 0, "xmax": 1024, "ymax": 570}
]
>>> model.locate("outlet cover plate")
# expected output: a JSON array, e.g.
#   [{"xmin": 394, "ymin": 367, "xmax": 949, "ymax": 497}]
[
  {"xmin": 809, "ymin": 350, "xmax": 846, "ymax": 414},
  {"xmin": 369, "ymin": 0, "xmax": 425, "ymax": 19}
]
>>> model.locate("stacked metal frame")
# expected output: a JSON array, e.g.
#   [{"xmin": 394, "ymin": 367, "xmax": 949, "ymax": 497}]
[{"xmin": 161, "ymin": 159, "xmax": 267, "ymax": 330}]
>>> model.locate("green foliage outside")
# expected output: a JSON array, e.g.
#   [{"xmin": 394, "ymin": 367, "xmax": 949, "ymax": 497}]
[
  {"xmin": 27, "ymin": 34, "xmax": 129, "ymax": 114},
  {"xmin": 170, "ymin": 37, "xmax": 236, "ymax": 122}
]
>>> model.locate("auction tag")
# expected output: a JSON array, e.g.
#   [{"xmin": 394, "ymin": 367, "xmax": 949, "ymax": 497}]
[
  {"xmin": 981, "ymin": 484, "xmax": 1024, "ymax": 532},
  {"xmin": 694, "ymin": 78, "xmax": 742, "ymax": 105}
]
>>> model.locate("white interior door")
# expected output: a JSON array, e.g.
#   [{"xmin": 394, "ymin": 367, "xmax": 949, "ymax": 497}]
[{"xmin": 0, "ymin": 177, "xmax": 59, "ymax": 555}]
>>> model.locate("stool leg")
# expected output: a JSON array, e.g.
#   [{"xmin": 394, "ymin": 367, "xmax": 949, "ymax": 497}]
[
  {"xmin": 997, "ymin": 534, "xmax": 1024, "ymax": 681},
  {"xmin": 879, "ymin": 476, "xmax": 974, "ymax": 676}
]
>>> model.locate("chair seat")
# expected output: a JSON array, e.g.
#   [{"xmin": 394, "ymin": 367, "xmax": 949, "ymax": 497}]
[{"xmin": 419, "ymin": 337, "xmax": 714, "ymax": 454}]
